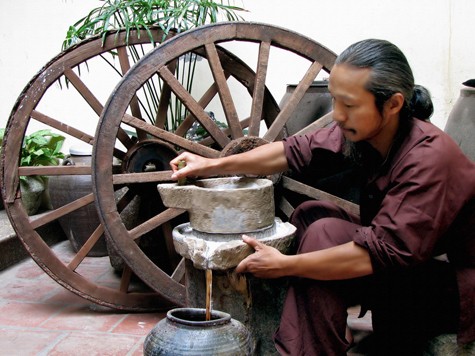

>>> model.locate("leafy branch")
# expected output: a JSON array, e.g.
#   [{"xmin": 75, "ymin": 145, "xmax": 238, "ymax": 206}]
[
  {"xmin": 20, "ymin": 129, "xmax": 65, "ymax": 167},
  {"xmin": 61, "ymin": 0, "xmax": 247, "ymax": 134},
  {"xmin": 0, "ymin": 129, "xmax": 65, "ymax": 182},
  {"xmin": 62, "ymin": 0, "xmax": 247, "ymax": 49}
]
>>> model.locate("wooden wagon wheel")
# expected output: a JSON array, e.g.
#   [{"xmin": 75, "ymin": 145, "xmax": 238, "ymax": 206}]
[
  {"xmin": 0, "ymin": 25, "xmax": 285, "ymax": 311},
  {"xmin": 93, "ymin": 22, "xmax": 357, "ymax": 307},
  {"xmin": 0, "ymin": 29, "xmax": 178, "ymax": 311}
]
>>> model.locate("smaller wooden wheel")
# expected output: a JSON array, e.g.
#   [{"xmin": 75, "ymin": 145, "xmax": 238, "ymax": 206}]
[
  {"xmin": 93, "ymin": 22, "xmax": 347, "ymax": 307},
  {"xmin": 0, "ymin": 29, "xmax": 181, "ymax": 311}
]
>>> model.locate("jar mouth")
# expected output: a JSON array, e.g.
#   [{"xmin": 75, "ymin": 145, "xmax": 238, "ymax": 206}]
[{"xmin": 167, "ymin": 307, "xmax": 231, "ymax": 327}]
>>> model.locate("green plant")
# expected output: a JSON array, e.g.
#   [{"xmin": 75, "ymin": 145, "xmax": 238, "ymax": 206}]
[
  {"xmin": 63, "ymin": 0, "xmax": 247, "ymax": 49},
  {"xmin": 0, "ymin": 129, "xmax": 65, "ymax": 214},
  {"xmin": 61, "ymin": 0, "xmax": 247, "ymax": 134},
  {"xmin": 0, "ymin": 129, "xmax": 66, "ymax": 179},
  {"xmin": 20, "ymin": 129, "xmax": 65, "ymax": 168}
]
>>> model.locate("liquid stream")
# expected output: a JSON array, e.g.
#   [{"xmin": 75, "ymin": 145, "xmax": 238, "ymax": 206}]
[{"xmin": 205, "ymin": 269, "xmax": 213, "ymax": 321}]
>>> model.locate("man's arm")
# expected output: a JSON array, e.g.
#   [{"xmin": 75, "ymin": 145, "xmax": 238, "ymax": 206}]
[
  {"xmin": 171, "ymin": 141, "xmax": 288, "ymax": 180},
  {"xmin": 235, "ymin": 236, "xmax": 373, "ymax": 280}
]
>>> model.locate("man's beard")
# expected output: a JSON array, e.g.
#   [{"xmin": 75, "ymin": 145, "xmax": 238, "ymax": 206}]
[{"xmin": 342, "ymin": 139, "xmax": 364, "ymax": 166}]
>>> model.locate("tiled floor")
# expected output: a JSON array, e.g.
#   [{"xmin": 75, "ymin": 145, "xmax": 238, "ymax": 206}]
[
  {"xmin": 0, "ymin": 241, "xmax": 166, "ymax": 356},
  {"xmin": 0, "ymin": 239, "xmax": 372, "ymax": 355}
]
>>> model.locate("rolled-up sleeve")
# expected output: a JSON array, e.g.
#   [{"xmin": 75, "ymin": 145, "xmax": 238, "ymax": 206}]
[
  {"xmin": 283, "ymin": 125, "xmax": 343, "ymax": 174},
  {"xmin": 353, "ymin": 138, "xmax": 470, "ymax": 271}
]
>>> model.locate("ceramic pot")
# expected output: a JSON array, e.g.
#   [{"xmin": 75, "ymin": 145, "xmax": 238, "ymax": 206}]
[
  {"xmin": 445, "ymin": 82, "xmax": 475, "ymax": 161},
  {"xmin": 20, "ymin": 175, "xmax": 46, "ymax": 216},
  {"xmin": 144, "ymin": 308, "xmax": 254, "ymax": 355},
  {"xmin": 280, "ymin": 80, "xmax": 332, "ymax": 135},
  {"xmin": 49, "ymin": 146, "xmax": 108, "ymax": 256}
]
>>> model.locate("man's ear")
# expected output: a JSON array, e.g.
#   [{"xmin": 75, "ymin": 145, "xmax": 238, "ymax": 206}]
[{"xmin": 384, "ymin": 93, "xmax": 405, "ymax": 115}]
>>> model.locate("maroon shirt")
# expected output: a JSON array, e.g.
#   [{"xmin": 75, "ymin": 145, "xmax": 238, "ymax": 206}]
[{"xmin": 283, "ymin": 118, "xmax": 475, "ymax": 343}]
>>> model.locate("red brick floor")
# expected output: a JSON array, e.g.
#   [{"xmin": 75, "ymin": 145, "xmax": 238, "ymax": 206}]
[
  {"xmin": 0, "ymin": 241, "xmax": 166, "ymax": 356},
  {"xmin": 0, "ymin": 240, "xmax": 373, "ymax": 355}
]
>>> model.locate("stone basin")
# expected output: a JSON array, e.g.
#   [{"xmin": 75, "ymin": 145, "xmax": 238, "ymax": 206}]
[
  {"xmin": 172, "ymin": 218, "xmax": 296, "ymax": 270},
  {"xmin": 157, "ymin": 177, "xmax": 275, "ymax": 234}
]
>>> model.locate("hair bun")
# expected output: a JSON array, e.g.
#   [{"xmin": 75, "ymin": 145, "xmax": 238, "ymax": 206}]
[{"xmin": 411, "ymin": 85, "xmax": 433, "ymax": 121}]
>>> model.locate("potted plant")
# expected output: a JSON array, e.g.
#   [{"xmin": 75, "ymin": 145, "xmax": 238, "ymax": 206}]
[{"xmin": 0, "ymin": 128, "xmax": 65, "ymax": 215}]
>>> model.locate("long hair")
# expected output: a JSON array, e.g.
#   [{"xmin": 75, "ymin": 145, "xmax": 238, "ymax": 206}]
[{"xmin": 335, "ymin": 39, "xmax": 433, "ymax": 121}]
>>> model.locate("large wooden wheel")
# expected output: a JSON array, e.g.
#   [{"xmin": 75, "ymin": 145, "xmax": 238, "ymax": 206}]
[
  {"xmin": 1, "ymin": 24, "xmax": 285, "ymax": 311},
  {"xmin": 93, "ymin": 22, "xmax": 357, "ymax": 307}
]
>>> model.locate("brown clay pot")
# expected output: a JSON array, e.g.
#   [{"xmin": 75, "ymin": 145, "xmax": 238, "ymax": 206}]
[{"xmin": 49, "ymin": 147, "xmax": 108, "ymax": 256}]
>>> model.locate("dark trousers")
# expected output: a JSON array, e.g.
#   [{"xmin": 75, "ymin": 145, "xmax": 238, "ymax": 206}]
[{"xmin": 274, "ymin": 201, "xmax": 459, "ymax": 356}]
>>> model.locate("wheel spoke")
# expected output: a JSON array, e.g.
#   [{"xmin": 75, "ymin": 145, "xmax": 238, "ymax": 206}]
[
  {"xmin": 19, "ymin": 165, "xmax": 91, "ymax": 176},
  {"xmin": 64, "ymin": 67, "xmax": 134, "ymax": 149},
  {"xmin": 128, "ymin": 208, "xmax": 186, "ymax": 240},
  {"xmin": 171, "ymin": 258, "xmax": 186, "ymax": 282},
  {"xmin": 281, "ymin": 176, "xmax": 360, "ymax": 216},
  {"xmin": 205, "ymin": 43, "xmax": 242, "ymax": 139},
  {"xmin": 263, "ymin": 61, "xmax": 324, "ymax": 142},
  {"xmin": 64, "ymin": 67, "xmax": 104, "ymax": 116},
  {"xmin": 116, "ymin": 186, "xmax": 137, "ymax": 213},
  {"xmin": 31, "ymin": 110, "xmax": 94, "ymax": 146},
  {"xmin": 248, "ymin": 41, "xmax": 271, "ymax": 137},
  {"xmin": 121, "ymin": 113, "xmax": 220, "ymax": 157},
  {"xmin": 174, "ymin": 78, "xmax": 228, "ymax": 137},
  {"xmin": 117, "ymin": 46, "xmax": 148, "ymax": 141},
  {"xmin": 119, "ymin": 265, "xmax": 134, "ymax": 293},
  {"xmin": 161, "ymin": 221, "xmax": 182, "ymax": 270},
  {"xmin": 31, "ymin": 110, "xmax": 128, "ymax": 160},
  {"xmin": 67, "ymin": 224, "xmax": 105, "ymax": 271},
  {"xmin": 198, "ymin": 116, "xmax": 251, "ymax": 147},
  {"xmin": 293, "ymin": 111, "xmax": 334, "ymax": 135},
  {"xmin": 277, "ymin": 195, "xmax": 295, "ymax": 219},
  {"xmin": 157, "ymin": 65, "xmax": 230, "ymax": 147},
  {"xmin": 154, "ymin": 60, "xmax": 178, "ymax": 129},
  {"xmin": 30, "ymin": 193, "xmax": 95, "ymax": 229},
  {"xmin": 112, "ymin": 171, "xmax": 172, "ymax": 185}
]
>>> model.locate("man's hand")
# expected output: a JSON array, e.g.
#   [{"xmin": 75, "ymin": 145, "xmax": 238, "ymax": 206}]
[
  {"xmin": 235, "ymin": 235, "xmax": 288, "ymax": 279},
  {"xmin": 170, "ymin": 152, "xmax": 214, "ymax": 180}
]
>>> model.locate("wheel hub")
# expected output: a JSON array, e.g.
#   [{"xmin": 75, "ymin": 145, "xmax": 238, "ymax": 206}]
[{"xmin": 121, "ymin": 139, "xmax": 177, "ymax": 174}]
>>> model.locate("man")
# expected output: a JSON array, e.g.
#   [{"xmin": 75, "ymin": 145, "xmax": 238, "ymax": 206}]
[{"xmin": 170, "ymin": 39, "xmax": 475, "ymax": 355}]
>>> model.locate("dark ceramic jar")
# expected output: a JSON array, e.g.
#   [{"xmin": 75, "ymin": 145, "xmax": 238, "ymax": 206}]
[
  {"xmin": 49, "ymin": 145, "xmax": 108, "ymax": 256},
  {"xmin": 280, "ymin": 80, "xmax": 332, "ymax": 135},
  {"xmin": 144, "ymin": 308, "xmax": 254, "ymax": 355},
  {"xmin": 445, "ymin": 81, "xmax": 475, "ymax": 161}
]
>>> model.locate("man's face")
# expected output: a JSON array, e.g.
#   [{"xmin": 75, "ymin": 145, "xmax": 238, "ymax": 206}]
[{"xmin": 328, "ymin": 64, "xmax": 389, "ymax": 146}]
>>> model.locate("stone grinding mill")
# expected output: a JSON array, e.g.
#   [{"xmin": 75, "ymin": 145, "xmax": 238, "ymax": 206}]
[
  {"xmin": 155, "ymin": 176, "xmax": 296, "ymax": 354},
  {"xmin": 1, "ymin": 21, "xmax": 359, "ymax": 350}
]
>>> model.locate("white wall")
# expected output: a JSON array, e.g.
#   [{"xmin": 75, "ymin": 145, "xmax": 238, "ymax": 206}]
[
  {"xmin": 242, "ymin": 0, "xmax": 475, "ymax": 129},
  {"xmin": 1, "ymin": 0, "xmax": 474, "ymax": 135},
  {"xmin": 0, "ymin": 0, "xmax": 99, "ymax": 129}
]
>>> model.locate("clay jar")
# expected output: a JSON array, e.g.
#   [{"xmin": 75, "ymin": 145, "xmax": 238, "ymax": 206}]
[
  {"xmin": 49, "ymin": 146, "xmax": 108, "ymax": 256},
  {"xmin": 280, "ymin": 80, "xmax": 332, "ymax": 135},
  {"xmin": 445, "ymin": 82, "xmax": 475, "ymax": 161},
  {"xmin": 143, "ymin": 308, "xmax": 254, "ymax": 355}
]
